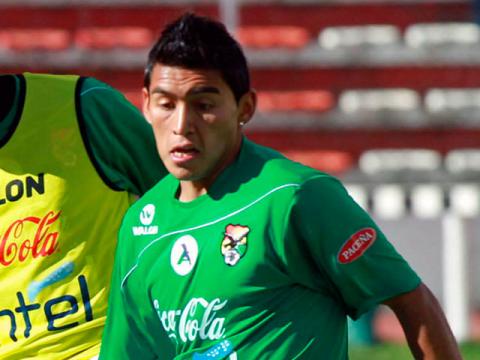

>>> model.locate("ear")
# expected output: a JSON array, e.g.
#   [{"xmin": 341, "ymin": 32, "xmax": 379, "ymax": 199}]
[
  {"xmin": 237, "ymin": 90, "xmax": 257, "ymax": 127},
  {"xmin": 142, "ymin": 87, "xmax": 152, "ymax": 124}
]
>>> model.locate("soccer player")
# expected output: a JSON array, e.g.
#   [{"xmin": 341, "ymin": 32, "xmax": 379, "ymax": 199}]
[
  {"xmin": 0, "ymin": 73, "xmax": 166, "ymax": 359},
  {"xmin": 99, "ymin": 13, "xmax": 461, "ymax": 359}
]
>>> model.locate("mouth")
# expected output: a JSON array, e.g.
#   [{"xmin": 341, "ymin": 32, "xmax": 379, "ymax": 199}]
[{"xmin": 170, "ymin": 144, "xmax": 200, "ymax": 163}]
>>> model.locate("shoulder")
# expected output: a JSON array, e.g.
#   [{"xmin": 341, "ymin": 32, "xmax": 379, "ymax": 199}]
[
  {"xmin": 79, "ymin": 77, "xmax": 122, "ymax": 97},
  {"xmin": 246, "ymin": 139, "xmax": 336, "ymax": 188},
  {"xmin": 77, "ymin": 76, "xmax": 143, "ymax": 127},
  {"xmin": 78, "ymin": 76, "xmax": 139, "ymax": 114},
  {"xmin": 237, "ymin": 139, "xmax": 346, "ymax": 207}
]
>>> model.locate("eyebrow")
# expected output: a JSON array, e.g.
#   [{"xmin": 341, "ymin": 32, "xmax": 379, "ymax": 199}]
[
  {"xmin": 188, "ymin": 86, "xmax": 220, "ymax": 96},
  {"xmin": 150, "ymin": 85, "xmax": 221, "ymax": 97}
]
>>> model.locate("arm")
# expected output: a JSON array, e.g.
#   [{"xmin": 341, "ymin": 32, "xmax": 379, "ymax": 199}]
[
  {"xmin": 79, "ymin": 77, "xmax": 166, "ymax": 195},
  {"xmin": 384, "ymin": 283, "xmax": 462, "ymax": 360},
  {"xmin": 287, "ymin": 175, "xmax": 458, "ymax": 357}
]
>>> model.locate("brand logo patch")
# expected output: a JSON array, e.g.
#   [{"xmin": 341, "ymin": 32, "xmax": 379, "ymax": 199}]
[
  {"xmin": 171, "ymin": 235, "xmax": 198, "ymax": 275},
  {"xmin": 132, "ymin": 204, "xmax": 158, "ymax": 236},
  {"xmin": 0, "ymin": 211, "xmax": 61, "ymax": 267},
  {"xmin": 154, "ymin": 297, "xmax": 227, "ymax": 344},
  {"xmin": 140, "ymin": 204, "xmax": 155, "ymax": 225},
  {"xmin": 193, "ymin": 339, "xmax": 236, "ymax": 360},
  {"xmin": 338, "ymin": 228, "xmax": 377, "ymax": 264},
  {"xmin": 0, "ymin": 173, "xmax": 45, "ymax": 206},
  {"xmin": 3, "ymin": 274, "xmax": 93, "ymax": 343},
  {"xmin": 221, "ymin": 224, "xmax": 249, "ymax": 266}
]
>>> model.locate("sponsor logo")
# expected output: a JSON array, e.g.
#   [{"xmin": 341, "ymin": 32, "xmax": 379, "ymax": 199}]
[
  {"xmin": 221, "ymin": 225, "xmax": 249, "ymax": 266},
  {"xmin": 1, "ymin": 274, "xmax": 93, "ymax": 343},
  {"xmin": 154, "ymin": 297, "xmax": 227, "ymax": 344},
  {"xmin": 28, "ymin": 261, "xmax": 74, "ymax": 301},
  {"xmin": 140, "ymin": 204, "xmax": 155, "ymax": 225},
  {"xmin": 337, "ymin": 228, "xmax": 377, "ymax": 264},
  {"xmin": 170, "ymin": 235, "xmax": 198, "ymax": 276},
  {"xmin": 193, "ymin": 339, "xmax": 236, "ymax": 360},
  {"xmin": 0, "ymin": 211, "xmax": 61, "ymax": 267},
  {"xmin": 0, "ymin": 174, "xmax": 45, "ymax": 206},
  {"xmin": 132, "ymin": 204, "xmax": 158, "ymax": 236}
]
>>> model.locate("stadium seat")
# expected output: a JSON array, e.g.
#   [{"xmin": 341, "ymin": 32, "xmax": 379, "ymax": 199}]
[
  {"xmin": 405, "ymin": 22, "xmax": 480, "ymax": 48},
  {"xmin": 449, "ymin": 183, "xmax": 480, "ymax": 217},
  {"xmin": 445, "ymin": 149, "xmax": 480, "ymax": 174},
  {"xmin": 257, "ymin": 90, "xmax": 334, "ymax": 112},
  {"xmin": 281, "ymin": 149, "xmax": 354, "ymax": 175},
  {"xmin": 318, "ymin": 25, "xmax": 401, "ymax": 49},
  {"xmin": 339, "ymin": 89, "xmax": 420, "ymax": 113},
  {"xmin": 75, "ymin": 27, "xmax": 153, "ymax": 49},
  {"xmin": 236, "ymin": 26, "xmax": 311, "ymax": 49},
  {"xmin": 359, "ymin": 149, "xmax": 442, "ymax": 175},
  {"xmin": 410, "ymin": 184, "xmax": 444, "ymax": 218},
  {"xmin": 372, "ymin": 184, "xmax": 406, "ymax": 219},
  {"xmin": 425, "ymin": 88, "xmax": 480, "ymax": 113},
  {"xmin": 0, "ymin": 28, "xmax": 71, "ymax": 51}
]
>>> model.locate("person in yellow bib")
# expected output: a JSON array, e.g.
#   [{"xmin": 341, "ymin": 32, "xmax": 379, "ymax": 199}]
[{"xmin": 0, "ymin": 73, "xmax": 167, "ymax": 359}]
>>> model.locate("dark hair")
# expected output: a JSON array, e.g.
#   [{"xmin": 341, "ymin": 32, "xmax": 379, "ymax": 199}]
[{"xmin": 144, "ymin": 13, "xmax": 250, "ymax": 102}]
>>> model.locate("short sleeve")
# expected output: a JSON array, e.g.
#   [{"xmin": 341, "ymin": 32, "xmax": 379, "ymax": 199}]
[
  {"xmin": 78, "ymin": 77, "xmax": 166, "ymax": 195},
  {"xmin": 284, "ymin": 175, "xmax": 421, "ymax": 319}
]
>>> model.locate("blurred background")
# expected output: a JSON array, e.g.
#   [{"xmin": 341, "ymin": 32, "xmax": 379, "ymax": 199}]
[{"xmin": 1, "ymin": 0, "xmax": 479, "ymax": 357}]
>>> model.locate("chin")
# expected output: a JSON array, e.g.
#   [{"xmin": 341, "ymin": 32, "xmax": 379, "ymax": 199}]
[{"xmin": 168, "ymin": 166, "xmax": 195, "ymax": 181}]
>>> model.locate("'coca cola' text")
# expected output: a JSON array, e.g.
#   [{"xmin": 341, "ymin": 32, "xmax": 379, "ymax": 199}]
[
  {"xmin": 0, "ymin": 211, "xmax": 60, "ymax": 266},
  {"xmin": 154, "ymin": 297, "xmax": 228, "ymax": 344}
]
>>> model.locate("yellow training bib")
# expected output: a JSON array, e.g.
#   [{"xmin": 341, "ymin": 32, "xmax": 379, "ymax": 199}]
[{"xmin": 0, "ymin": 73, "xmax": 131, "ymax": 359}]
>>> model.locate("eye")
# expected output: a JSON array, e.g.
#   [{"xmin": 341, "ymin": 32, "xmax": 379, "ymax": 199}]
[
  {"xmin": 195, "ymin": 101, "xmax": 215, "ymax": 112},
  {"xmin": 157, "ymin": 100, "xmax": 175, "ymax": 111}
]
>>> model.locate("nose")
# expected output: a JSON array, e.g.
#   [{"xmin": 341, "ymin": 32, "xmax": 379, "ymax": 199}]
[{"xmin": 173, "ymin": 103, "xmax": 193, "ymax": 136}]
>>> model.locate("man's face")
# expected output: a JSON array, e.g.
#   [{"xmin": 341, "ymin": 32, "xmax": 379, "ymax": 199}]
[{"xmin": 143, "ymin": 64, "xmax": 255, "ymax": 190}]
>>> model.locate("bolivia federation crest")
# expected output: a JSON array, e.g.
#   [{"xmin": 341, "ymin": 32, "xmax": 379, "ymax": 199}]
[{"xmin": 221, "ymin": 224, "xmax": 249, "ymax": 266}]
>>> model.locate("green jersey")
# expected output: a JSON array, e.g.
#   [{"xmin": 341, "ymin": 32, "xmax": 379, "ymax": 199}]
[{"xmin": 100, "ymin": 138, "xmax": 420, "ymax": 360}]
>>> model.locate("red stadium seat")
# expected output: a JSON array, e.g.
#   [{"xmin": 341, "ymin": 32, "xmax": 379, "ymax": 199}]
[
  {"xmin": 0, "ymin": 28, "xmax": 70, "ymax": 51},
  {"xmin": 236, "ymin": 26, "xmax": 311, "ymax": 49},
  {"xmin": 75, "ymin": 27, "xmax": 153, "ymax": 50},
  {"xmin": 281, "ymin": 149, "xmax": 354, "ymax": 174},
  {"xmin": 257, "ymin": 90, "xmax": 334, "ymax": 112}
]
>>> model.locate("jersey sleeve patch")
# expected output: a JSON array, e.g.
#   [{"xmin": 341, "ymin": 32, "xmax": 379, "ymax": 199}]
[{"xmin": 337, "ymin": 228, "xmax": 376, "ymax": 264}]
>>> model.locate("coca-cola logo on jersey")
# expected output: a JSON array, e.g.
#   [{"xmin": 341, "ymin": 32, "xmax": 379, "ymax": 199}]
[
  {"xmin": 0, "ymin": 211, "xmax": 61, "ymax": 266},
  {"xmin": 154, "ymin": 297, "xmax": 228, "ymax": 344}
]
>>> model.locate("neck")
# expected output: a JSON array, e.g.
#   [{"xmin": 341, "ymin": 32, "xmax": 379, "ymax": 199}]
[
  {"xmin": 178, "ymin": 182, "xmax": 207, "ymax": 202},
  {"xmin": 0, "ymin": 75, "xmax": 16, "ymax": 123}
]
